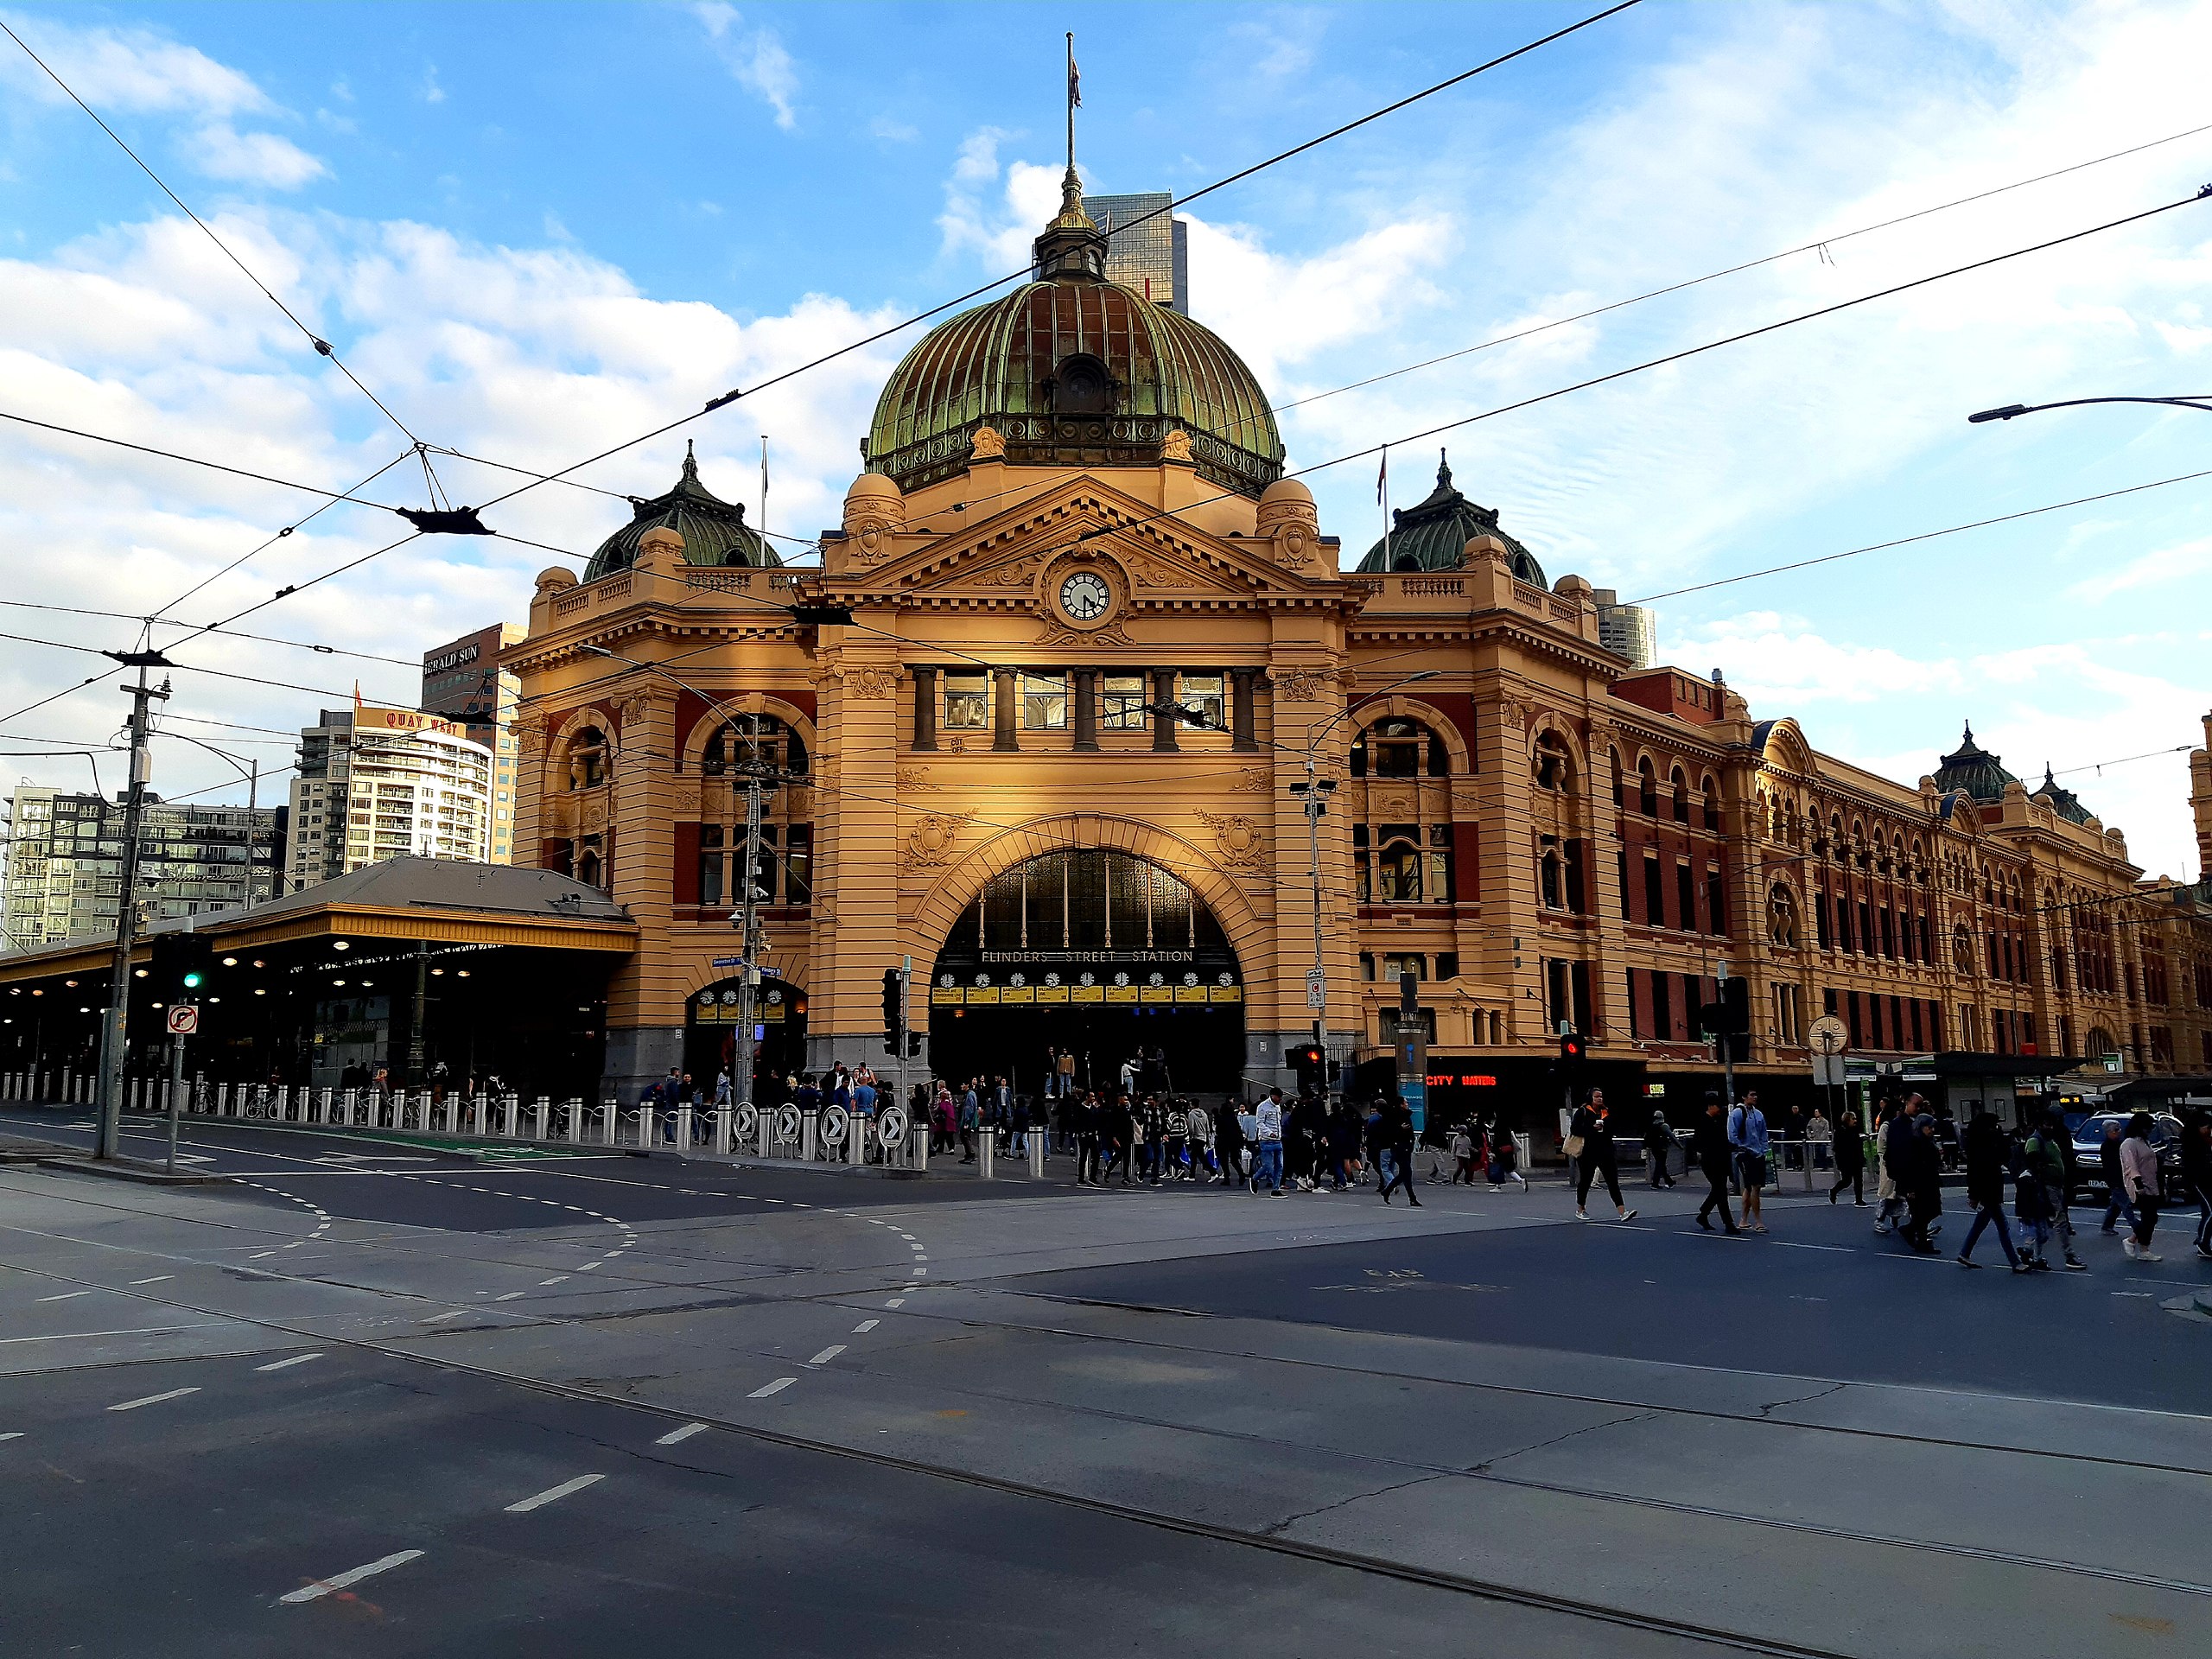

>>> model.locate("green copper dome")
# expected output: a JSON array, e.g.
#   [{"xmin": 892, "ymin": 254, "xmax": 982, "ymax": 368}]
[
  {"xmin": 2033, "ymin": 763, "xmax": 2093, "ymax": 825},
  {"xmin": 584, "ymin": 444, "xmax": 778, "ymax": 581},
  {"xmin": 1355, "ymin": 454, "xmax": 1546, "ymax": 583},
  {"xmin": 1930, "ymin": 723, "xmax": 2018, "ymax": 804},
  {"xmin": 863, "ymin": 176, "xmax": 1283, "ymax": 499}
]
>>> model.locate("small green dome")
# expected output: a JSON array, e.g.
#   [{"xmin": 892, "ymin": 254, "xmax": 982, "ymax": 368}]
[
  {"xmin": 2033, "ymin": 763, "xmax": 2093, "ymax": 825},
  {"xmin": 1930, "ymin": 723, "xmax": 2018, "ymax": 804},
  {"xmin": 1355, "ymin": 454, "xmax": 1546, "ymax": 583},
  {"xmin": 584, "ymin": 444, "xmax": 779, "ymax": 581}
]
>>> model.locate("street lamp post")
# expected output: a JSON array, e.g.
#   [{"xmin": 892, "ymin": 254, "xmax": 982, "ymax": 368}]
[
  {"xmin": 95, "ymin": 653, "xmax": 170, "ymax": 1162},
  {"xmin": 1968, "ymin": 395, "xmax": 2212, "ymax": 423}
]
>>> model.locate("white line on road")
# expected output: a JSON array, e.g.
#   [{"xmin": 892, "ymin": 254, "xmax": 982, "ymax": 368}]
[
  {"xmin": 277, "ymin": 1548, "xmax": 424, "ymax": 1605},
  {"xmin": 420, "ymin": 1310, "xmax": 469, "ymax": 1324},
  {"xmin": 109, "ymin": 1387, "xmax": 200, "ymax": 1413},
  {"xmin": 1, "ymin": 1432, "xmax": 22, "ymax": 1441},
  {"xmin": 494, "ymin": 1291, "xmax": 528, "ymax": 1301},
  {"xmin": 35, "ymin": 1290, "xmax": 95, "ymax": 1302},
  {"xmin": 129, "ymin": 1275, "xmax": 175, "ymax": 1285},
  {"xmin": 807, "ymin": 1344, "xmax": 845, "ymax": 1365},
  {"xmin": 852, "ymin": 1319, "xmax": 879, "ymax": 1332},
  {"xmin": 911, "ymin": 1267, "xmax": 927, "ymax": 1276},
  {"xmin": 255, "ymin": 1353, "xmax": 324, "ymax": 1372},
  {"xmin": 248, "ymin": 1251, "xmax": 276, "ymax": 1260},
  {"xmin": 2, "ymin": 1324, "xmax": 227, "ymax": 1346},
  {"xmin": 575, "ymin": 1262, "xmax": 600, "ymax": 1271},
  {"xmin": 505, "ymin": 1473, "xmax": 604, "ymax": 1512},
  {"xmin": 748, "ymin": 1376, "xmax": 797, "ymax": 1399},
  {"xmin": 538, "ymin": 1276, "xmax": 569, "ymax": 1286},
  {"xmin": 885, "ymin": 1298, "xmax": 904, "ymax": 1308},
  {"xmin": 655, "ymin": 1422, "xmax": 709, "ymax": 1446}
]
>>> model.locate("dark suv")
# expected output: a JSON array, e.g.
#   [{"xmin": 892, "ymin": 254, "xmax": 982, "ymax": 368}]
[{"xmin": 2068, "ymin": 1112, "xmax": 2185, "ymax": 1203}]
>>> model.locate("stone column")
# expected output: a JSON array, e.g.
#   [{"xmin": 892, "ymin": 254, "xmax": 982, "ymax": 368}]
[
  {"xmin": 912, "ymin": 667, "xmax": 937, "ymax": 751},
  {"xmin": 601, "ymin": 683, "xmax": 683, "ymax": 1103},
  {"xmin": 1072, "ymin": 670, "xmax": 1099, "ymax": 752},
  {"xmin": 1151, "ymin": 670, "xmax": 1179, "ymax": 753},
  {"xmin": 809, "ymin": 650, "xmax": 907, "ymax": 1072},
  {"xmin": 993, "ymin": 669, "xmax": 1019, "ymax": 753},
  {"xmin": 1230, "ymin": 670, "xmax": 1258, "ymax": 752}
]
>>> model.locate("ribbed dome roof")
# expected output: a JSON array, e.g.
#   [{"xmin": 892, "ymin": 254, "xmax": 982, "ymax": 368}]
[
  {"xmin": 2033, "ymin": 763, "xmax": 2094, "ymax": 825},
  {"xmin": 863, "ymin": 178, "xmax": 1284, "ymax": 499},
  {"xmin": 583, "ymin": 444, "xmax": 778, "ymax": 581},
  {"xmin": 1354, "ymin": 453, "xmax": 1545, "ymax": 583},
  {"xmin": 1930, "ymin": 723, "xmax": 2018, "ymax": 804}
]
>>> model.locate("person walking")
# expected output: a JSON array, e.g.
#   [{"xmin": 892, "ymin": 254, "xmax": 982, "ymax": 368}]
[
  {"xmin": 2181, "ymin": 1114, "xmax": 2212, "ymax": 1261},
  {"xmin": 1690, "ymin": 1094, "xmax": 1740, "ymax": 1235},
  {"xmin": 1643, "ymin": 1109, "xmax": 1679, "ymax": 1189},
  {"xmin": 1075, "ymin": 1091, "xmax": 1103, "ymax": 1186},
  {"xmin": 1252, "ymin": 1090, "xmax": 1286, "ymax": 1196},
  {"xmin": 1955, "ymin": 1107, "xmax": 2024, "ymax": 1271},
  {"xmin": 1487, "ymin": 1116, "xmax": 1528, "ymax": 1192},
  {"xmin": 1568, "ymin": 1090, "xmax": 1636, "ymax": 1223},
  {"xmin": 1215, "ymin": 1097, "xmax": 1247, "ymax": 1187},
  {"xmin": 1828, "ymin": 1105, "xmax": 1866, "ymax": 1205},
  {"xmin": 1728, "ymin": 1090, "xmax": 1770, "ymax": 1234},
  {"xmin": 1448, "ymin": 1118, "xmax": 1478, "ymax": 1185},
  {"xmin": 2096, "ymin": 1117, "xmax": 2138, "ymax": 1238},
  {"xmin": 1896, "ymin": 1115, "xmax": 1944, "ymax": 1255},
  {"xmin": 1379, "ymin": 1096, "xmax": 1422, "ymax": 1206},
  {"xmin": 2120, "ymin": 1111, "xmax": 2164, "ymax": 1263},
  {"xmin": 2022, "ymin": 1109, "xmax": 2085, "ymax": 1269},
  {"xmin": 1872, "ymin": 1098, "xmax": 1908, "ymax": 1234}
]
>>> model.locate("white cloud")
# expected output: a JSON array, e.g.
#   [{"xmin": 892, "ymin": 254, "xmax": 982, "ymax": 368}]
[
  {"xmin": 421, "ymin": 64, "xmax": 445, "ymax": 105},
  {"xmin": 181, "ymin": 123, "xmax": 327, "ymax": 190},
  {"xmin": 2066, "ymin": 532, "xmax": 2212, "ymax": 601},
  {"xmin": 936, "ymin": 129, "xmax": 1061, "ymax": 269},
  {"xmin": 693, "ymin": 3, "xmax": 797, "ymax": 130},
  {"xmin": 1, "ymin": 11, "xmax": 326, "ymax": 191}
]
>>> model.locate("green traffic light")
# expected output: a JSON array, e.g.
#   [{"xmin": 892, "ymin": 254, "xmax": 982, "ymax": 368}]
[{"xmin": 181, "ymin": 971, "xmax": 203, "ymax": 988}]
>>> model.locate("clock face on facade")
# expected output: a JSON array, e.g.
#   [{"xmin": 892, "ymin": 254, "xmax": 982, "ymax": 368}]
[{"xmin": 1058, "ymin": 570, "xmax": 1112, "ymax": 622}]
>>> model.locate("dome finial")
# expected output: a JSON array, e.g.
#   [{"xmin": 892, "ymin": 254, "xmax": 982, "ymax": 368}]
[
  {"xmin": 683, "ymin": 438, "xmax": 697, "ymax": 480},
  {"xmin": 1032, "ymin": 39, "xmax": 1104, "ymax": 283},
  {"xmin": 1437, "ymin": 448, "xmax": 1451, "ymax": 489}
]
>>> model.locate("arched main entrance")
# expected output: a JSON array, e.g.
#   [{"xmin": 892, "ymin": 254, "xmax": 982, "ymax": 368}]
[
  {"xmin": 685, "ymin": 975, "xmax": 807, "ymax": 1093},
  {"xmin": 929, "ymin": 848, "xmax": 1244, "ymax": 1096}
]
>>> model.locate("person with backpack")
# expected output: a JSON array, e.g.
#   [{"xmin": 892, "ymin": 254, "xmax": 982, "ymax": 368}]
[
  {"xmin": 1955, "ymin": 1107, "xmax": 2024, "ymax": 1270},
  {"xmin": 1487, "ymin": 1116, "xmax": 1527, "ymax": 1192},
  {"xmin": 2023, "ymin": 1109, "xmax": 2084, "ymax": 1269},
  {"xmin": 1568, "ymin": 1090, "xmax": 1636, "ymax": 1223},
  {"xmin": 1728, "ymin": 1090, "xmax": 1769, "ymax": 1234},
  {"xmin": 1827, "ymin": 1105, "xmax": 1866, "ymax": 1205},
  {"xmin": 2120, "ymin": 1112, "xmax": 2164, "ymax": 1263},
  {"xmin": 1378, "ymin": 1096, "xmax": 1422, "ymax": 1206},
  {"xmin": 1643, "ymin": 1109, "xmax": 1680, "ymax": 1189},
  {"xmin": 1893, "ymin": 1114, "xmax": 1944, "ymax": 1255},
  {"xmin": 1214, "ymin": 1096, "xmax": 1247, "ymax": 1187}
]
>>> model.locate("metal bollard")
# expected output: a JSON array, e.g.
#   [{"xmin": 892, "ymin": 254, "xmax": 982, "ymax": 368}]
[
  {"xmin": 675, "ymin": 1105, "xmax": 693, "ymax": 1152},
  {"xmin": 978, "ymin": 1127, "xmax": 994, "ymax": 1180},
  {"xmin": 912, "ymin": 1122, "xmax": 930, "ymax": 1173},
  {"xmin": 849, "ymin": 1114, "xmax": 866, "ymax": 1167},
  {"xmin": 603, "ymin": 1098, "xmax": 619, "ymax": 1147},
  {"xmin": 1029, "ymin": 1132, "xmax": 1046, "ymax": 1179},
  {"xmin": 566, "ymin": 1098, "xmax": 582, "ymax": 1144},
  {"xmin": 757, "ymin": 1110, "xmax": 772, "ymax": 1159},
  {"xmin": 500, "ymin": 1094, "xmax": 518, "ymax": 1138},
  {"xmin": 639, "ymin": 1106, "xmax": 656, "ymax": 1148},
  {"xmin": 799, "ymin": 1110, "xmax": 817, "ymax": 1163},
  {"xmin": 713, "ymin": 1107, "xmax": 731, "ymax": 1155},
  {"xmin": 531, "ymin": 1096, "xmax": 550, "ymax": 1140}
]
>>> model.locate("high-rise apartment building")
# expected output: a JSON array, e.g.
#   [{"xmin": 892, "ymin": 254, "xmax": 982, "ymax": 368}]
[
  {"xmin": 421, "ymin": 624, "xmax": 524, "ymax": 864},
  {"xmin": 285, "ymin": 706, "xmax": 494, "ymax": 892},
  {"xmin": 2, "ymin": 787, "xmax": 280, "ymax": 951},
  {"xmin": 1592, "ymin": 589, "xmax": 1657, "ymax": 671},
  {"xmin": 1085, "ymin": 191, "xmax": 1188, "ymax": 311}
]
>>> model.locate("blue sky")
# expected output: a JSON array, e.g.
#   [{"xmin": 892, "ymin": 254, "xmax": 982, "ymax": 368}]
[{"xmin": 1, "ymin": 2, "xmax": 2209, "ymax": 876}]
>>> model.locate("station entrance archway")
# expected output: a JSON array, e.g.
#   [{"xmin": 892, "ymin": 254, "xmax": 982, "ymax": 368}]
[
  {"xmin": 685, "ymin": 975, "xmax": 806, "ymax": 1092},
  {"xmin": 927, "ymin": 849, "xmax": 1246, "ymax": 1097}
]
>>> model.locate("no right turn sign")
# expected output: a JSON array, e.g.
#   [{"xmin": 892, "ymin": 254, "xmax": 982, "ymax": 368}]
[{"xmin": 165, "ymin": 1005, "xmax": 200, "ymax": 1036}]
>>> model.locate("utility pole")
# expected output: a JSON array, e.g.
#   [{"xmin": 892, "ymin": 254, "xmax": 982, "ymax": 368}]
[
  {"xmin": 1289, "ymin": 757, "xmax": 1337, "ymax": 1104},
  {"xmin": 734, "ymin": 774, "xmax": 764, "ymax": 1117},
  {"xmin": 95, "ymin": 655, "xmax": 169, "ymax": 1162},
  {"xmin": 405, "ymin": 940, "xmax": 430, "ymax": 1088}
]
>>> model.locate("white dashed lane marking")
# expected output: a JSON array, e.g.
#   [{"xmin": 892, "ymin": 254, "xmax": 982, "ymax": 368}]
[
  {"xmin": 505, "ymin": 1473, "xmax": 603, "ymax": 1513},
  {"xmin": 109, "ymin": 1387, "xmax": 200, "ymax": 1413},
  {"xmin": 656, "ymin": 1422, "xmax": 709, "ymax": 1446},
  {"xmin": 35, "ymin": 1291, "xmax": 92, "ymax": 1303},
  {"xmin": 129, "ymin": 1275, "xmax": 174, "ymax": 1286},
  {"xmin": 255, "ymin": 1353, "xmax": 322, "ymax": 1372},
  {"xmin": 748, "ymin": 1377, "xmax": 797, "ymax": 1399},
  {"xmin": 853, "ymin": 1319, "xmax": 878, "ymax": 1332},
  {"xmin": 807, "ymin": 1344, "xmax": 845, "ymax": 1366},
  {"xmin": 278, "ymin": 1549, "xmax": 424, "ymax": 1605}
]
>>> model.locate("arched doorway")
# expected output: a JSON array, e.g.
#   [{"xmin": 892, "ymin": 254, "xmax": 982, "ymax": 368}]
[
  {"xmin": 929, "ymin": 848, "xmax": 1244, "ymax": 1096},
  {"xmin": 685, "ymin": 975, "xmax": 807, "ymax": 1095}
]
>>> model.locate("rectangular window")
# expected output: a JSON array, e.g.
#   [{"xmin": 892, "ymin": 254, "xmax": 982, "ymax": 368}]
[
  {"xmin": 1547, "ymin": 958, "xmax": 1571, "ymax": 1034},
  {"xmin": 1706, "ymin": 868, "xmax": 1726, "ymax": 937},
  {"xmin": 1618, "ymin": 849, "xmax": 1631, "ymax": 919},
  {"xmin": 1676, "ymin": 861, "xmax": 1697, "ymax": 935},
  {"xmin": 785, "ymin": 824, "xmax": 812, "ymax": 904},
  {"xmin": 1627, "ymin": 969, "xmax": 1643, "ymax": 1039},
  {"xmin": 1652, "ymin": 968, "xmax": 1672, "ymax": 1040},
  {"xmin": 1359, "ymin": 951, "xmax": 1376, "ymax": 982},
  {"xmin": 1836, "ymin": 895, "xmax": 1853, "ymax": 954},
  {"xmin": 1382, "ymin": 952, "xmax": 1426, "ymax": 982},
  {"xmin": 1563, "ymin": 838, "xmax": 1586, "ymax": 916},
  {"xmin": 699, "ymin": 825, "xmax": 725, "ymax": 906},
  {"xmin": 1021, "ymin": 673, "xmax": 1069, "ymax": 730},
  {"xmin": 1879, "ymin": 906, "xmax": 1895, "ymax": 958},
  {"xmin": 1100, "ymin": 674, "xmax": 1148, "ymax": 730},
  {"xmin": 1435, "ymin": 952, "xmax": 1458, "ymax": 980},
  {"xmin": 1352, "ymin": 823, "xmax": 1370, "ymax": 903},
  {"xmin": 1643, "ymin": 855, "xmax": 1664, "ymax": 928},
  {"xmin": 1815, "ymin": 892, "xmax": 1832, "ymax": 949},
  {"xmin": 1429, "ymin": 824, "xmax": 1454, "ymax": 905},
  {"xmin": 1178, "ymin": 673, "xmax": 1224, "ymax": 734},
  {"xmin": 1377, "ymin": 826, "xmax": 1421, "ymax": 902},
  {"xmin": 943, "ymin": 672, "xmax": 990, "ymax": 729},
  {"xmin": 1858, "ymin": 900, "xmax": 1873, "ymax": 956},
  {"xmin": 1683, "ymin": 973, "xmax": 1703, "ymax": 1040}
]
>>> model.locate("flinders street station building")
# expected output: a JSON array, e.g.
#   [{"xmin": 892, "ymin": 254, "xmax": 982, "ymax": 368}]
[{"xmin": 503, "ymin": 175, "xmax": 2212, "ymax": 1123}]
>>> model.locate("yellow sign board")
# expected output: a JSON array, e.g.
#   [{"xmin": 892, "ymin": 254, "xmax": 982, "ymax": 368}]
[
  {"xmin": 1208, "ymin": 985, "xmax": 1243, "ymax": 1004},
  {"xmin": 1105, "ymin": 984, "xmax": 1139, "ymax": 1004},
  {"xmin": 1071, "ymin": 985, "xmax": 1104, "ymax": 1004}
]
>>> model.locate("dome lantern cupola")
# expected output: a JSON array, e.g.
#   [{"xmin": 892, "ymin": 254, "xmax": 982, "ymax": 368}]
[
  {"xmin": 1356, "ymin": 451, "xmax": 1547, "ymax": 584},
  {"xmin": 1930, "ymin": 722, "xmax": 2019, "ymax": 804}
]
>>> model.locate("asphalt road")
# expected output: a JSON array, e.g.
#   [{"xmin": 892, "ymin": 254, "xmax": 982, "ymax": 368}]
[{"xmin": 5, "ymin": 1105, "xmax": 2209, "ymax": 1659}]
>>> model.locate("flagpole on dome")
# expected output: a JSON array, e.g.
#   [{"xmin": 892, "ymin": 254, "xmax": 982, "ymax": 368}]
[
  {"xmin": 1377, "ymin": 443, "xmax": 1390, "ymax": 570},
  {"xmin": 1065, "ymin": 31, "xmax": 1080, "ymax": 185}
]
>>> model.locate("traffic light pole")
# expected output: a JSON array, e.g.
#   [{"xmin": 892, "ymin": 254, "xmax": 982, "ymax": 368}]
[
  {"xmin": 96, "ymin": 660, "xmax": 168, "ymax": 1162},
  {"xmin": 166, "ymin": 1032, "xmax": 186, "ymax": 1175},
  {"xmin": 734, "ymin": 775, "xmax": 763, "ymax": 1118}
]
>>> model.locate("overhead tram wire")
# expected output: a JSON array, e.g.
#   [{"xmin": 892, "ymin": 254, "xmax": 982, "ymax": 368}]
[
  {"xmin": 1, "ymin": 17, "xmax": 425, "ymax": 455},
  {"xmin": 1625, "ymin": 464, "xmax": 2212, "ymax": 606},
  {"xmin": 0, "ymin": 598, "xmax": 423, "ymax": 670},
  {"xmin": 469, "ymin": 2, "xmax": 1644, "ymax": 516}
]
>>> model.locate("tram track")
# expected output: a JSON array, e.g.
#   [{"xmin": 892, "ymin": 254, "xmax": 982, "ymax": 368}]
[{"xmin": 3, "ymin": 1249, "xmax": 2201, "ymax": 1657}]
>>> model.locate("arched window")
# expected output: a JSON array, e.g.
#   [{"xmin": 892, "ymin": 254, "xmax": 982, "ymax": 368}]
[
  {"xmin": 567, "ymin": 726, "xmax": 607, "ymax": 791},
  {"xmin": 1049, "ymin": 353, "xmax": 1114, "ymax": 416},
  {"xmin": 1767, "ymin": 883, "xmax": 1799, "ymax": 947},
  {"xmin": 1638, "ymin": 758, "xmax": 1658, "ymax": 817},
  {"xmin": 1539, "ymin": 847, "xmax": 1565, "ymax": 909},
  {"xmin": 702, "ymin": 714, "xmax": 808, "ymax": 779},
  {"xmin": 1376, "ymin": 829, "xmax": 1425, "ymax": 902},
  {"xmin": 1532, "ymin": 732, "xmax": 1575, "ymax": 792},
  {"xmin": 1610, "ymin": 747, "xmax": 1624, "ymax": 807},
  {"xmin": 1700, "ymin": 774, "xmax": 1721, "ymax": 830},
  {"xmin": 1352, "ymin": 716, "xmax": 1449, "ymax": 779},
  {"xmin": 576, "ymin": 847, "xmax": 602, "ymax": 888}
]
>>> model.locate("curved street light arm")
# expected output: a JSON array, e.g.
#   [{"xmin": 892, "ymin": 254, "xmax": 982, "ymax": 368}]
[{"xmin": 1968, "ymin": 394, "xmax": 2212, "ymax": 423}]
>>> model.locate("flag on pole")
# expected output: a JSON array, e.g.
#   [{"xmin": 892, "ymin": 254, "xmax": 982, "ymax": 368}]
[
  {"xmin": 759, "ymin": 435, "xmax": 769, "ymax": 550},
  {"xmin": 1067, "ymin": 34, "xmax": 1080, "ymax": 107},
  {"xmin": 1376, "ymin": 445, "xmax": 1388, "ymax": 502}
]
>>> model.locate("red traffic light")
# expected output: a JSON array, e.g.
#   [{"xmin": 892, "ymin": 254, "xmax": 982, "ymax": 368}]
[{"xmin": 1558, "ymin": 1033, "xmax": 1586, "ymax": 1065}]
